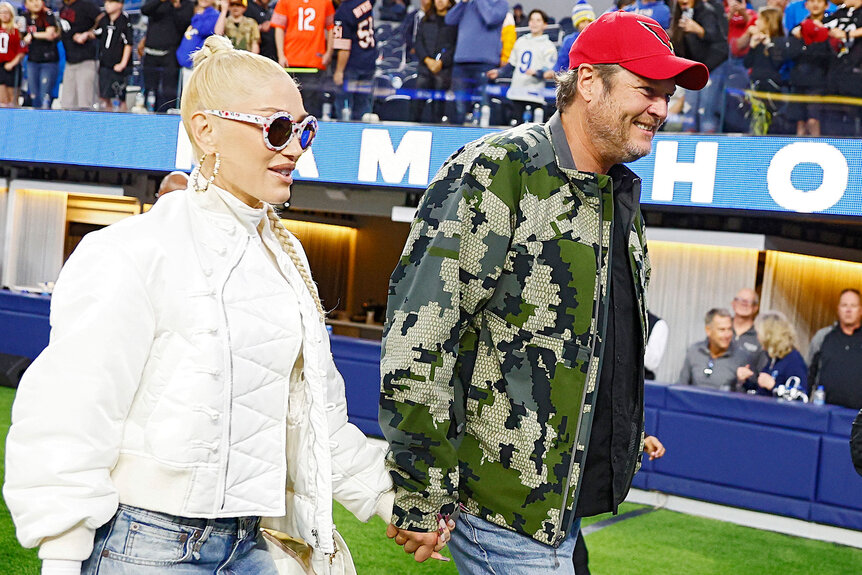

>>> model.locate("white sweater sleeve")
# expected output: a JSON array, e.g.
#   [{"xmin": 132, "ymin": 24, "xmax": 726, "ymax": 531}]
[
  {"xmin": 644, "ymin": 318, "xmax": 669, "ymax": 375},
  {"xmin": 3, "ymin": 234, "xmax": 156, "ymax": 561}
]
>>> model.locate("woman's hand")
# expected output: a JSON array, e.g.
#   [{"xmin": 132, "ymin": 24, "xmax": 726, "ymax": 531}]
[
  {"xmin": 644, "ymin": 435, "xmax": 666, "ymax": 461},
  {"xmin": 757, "ymin": 372, "xmax": 776, "ymax": 391},
  {"xmin": 386, "ymin": 515, "xmax": 456, "ymax": 563},
  {"xmin": 680, "ymin": 17, "xmax": 704, "ymax": 38}
]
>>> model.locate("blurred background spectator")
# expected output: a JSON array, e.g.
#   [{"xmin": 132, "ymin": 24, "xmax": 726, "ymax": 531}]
[
  {"xmin": 670, "ymin": 0, "xmax": 728, "ymax": 133},
  {"xmin": 410, "ymin": 0, "xmax": 455, "ymax": 122},
  {"xmin": 176, "ymin": 0, "xmax": 225, "ymax": 96},
  {"xmin": 243, "ymin": 0, "xmax": 277, "ymax": 60},
  {"xmin": 487, "ymin": 8, "xmax": 555, "ymax": 123},
  {"xmin": 785, "ymin": 0, "xmax": 833, "ymax": 136},
  {"xmin": 678, "ymin": 308, "xmax": 749, "ymax": 390},
  {"xmin": 554, "ymin": 0, "xmax": 595, "ymax": 73},
  {"xmin": 445, "ymin": 0, "xmax": 507, "ymax": 124},
  {"xmin": 59, "ymin": 0, "xmax": 100, "ymax": 110},
  {"xmin": 0, "ymin": 1, "xmax": 24, "ymax": 106},
  {"xmin": 379, "ymin": 0, "xmax": 407, "ymax": 21},
  {"xmin": 224, "ymin": 0, "xmax": 260, "ymax": 53},
  {"xmin": 731, "ymin": 288, "xmax": 768, "ymax": 372},
  {"xmin": 271, "ymin": 0, "xmax": 334, "ymax": 117},
  {"xmin": 645, "ymin": 311, "xmax": 669, "ymax": 381},
  {"xmin": 511, "ymin": 1, "xmax": 525, "ymax": 26},
  {"xmin": 626, "ymin": 0, "xmax": 670, "ymax": 29},
  {"xmin": 403, "ymin": 0, "xmax": 429, "ymax": 61},
  {"xmin": 743, "ymin": 7, "xmax": 791, "ymax": 135},
  {"xmin": 333, "ymin": 0, "xmax": 377, "ymax": 120},
  {"xmin": 141, "ymin": 0, "xmax": 192, "ymax": 112},
  {"xmin": 808, "ymin": 288, "xmax": 862, "ymax": 409},
  {"xmin": 22, "ymin": 0, "xmax": 61, "ymax": 109},
  {"xmin": 92, "ymin": 0, "xmax": 133, "ymax": 111},
  {"xmin": 740, "ymin": 311, "xmax": 808, "ymax": 397}
]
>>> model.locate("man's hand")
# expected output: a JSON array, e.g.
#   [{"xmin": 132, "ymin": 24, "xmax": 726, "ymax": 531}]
[
  {"xmin": 73, "ymin": 32, "xmax": 89, "ymax": 44},
  {"xmin": 279, "ymin": 55, "xmax": 288, "ymax": 68},
  {"xmin": 333, "ymin": 69, "xmax": 344, "ymax": 86},
  {"xmin": 260, "ymin": 21, "xmax": 271, "ymax": 33},
  {"xmin": 486, "ymin": 68, "xmax": 499, "ymax": 80},
  {"xmin": 644, "ymin": 435, "xmax": 666, "ymax": 461},
  {"xmin": 321, "ymin": 51, "xmax": 332, "ymax": 68},
  {"xmin": 737, "ymin": 364, "xmax": 754, "ymax": 383},
  {"xmin": 113, "ymin": 63, "xmax": 126, "ymax": 73}
]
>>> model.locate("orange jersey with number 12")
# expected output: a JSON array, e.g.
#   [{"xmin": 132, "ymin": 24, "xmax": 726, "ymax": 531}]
[{"xmin": 270, "ymin": 0, "xmax": 335, "ymax": 69}]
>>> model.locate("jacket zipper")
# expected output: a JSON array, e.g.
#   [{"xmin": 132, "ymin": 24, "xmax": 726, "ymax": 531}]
[{"xmin": 553, "ymin": 178, "xmax": 611, "ymax": 546}]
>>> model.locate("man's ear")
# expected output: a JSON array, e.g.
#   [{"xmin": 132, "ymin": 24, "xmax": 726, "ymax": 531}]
[
  {"xmin": 188, "ymin": 111, "xmax": 218, "ymax": 156},
  {"xmin": 576, "ymin": 64, "xmax": 598, "ymax": 103}
]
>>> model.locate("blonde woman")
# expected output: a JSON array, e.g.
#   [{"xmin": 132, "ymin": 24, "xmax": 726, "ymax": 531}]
[
  {"xmin": 741, "ymin": 311, "xmax": 808, "ymax": 396},
  {"xmin": 4, "ymin": 36, "xmax": 450, "ymax": 575}
]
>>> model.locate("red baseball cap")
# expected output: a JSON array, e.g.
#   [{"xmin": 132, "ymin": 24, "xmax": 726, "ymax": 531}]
[{"xmin": 568, "ymin": 12, "xmax": 709, "ymax": 91}]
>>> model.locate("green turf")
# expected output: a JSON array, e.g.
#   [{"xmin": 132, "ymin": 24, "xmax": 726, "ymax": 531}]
[{"xmin": 1, "ymin": 385, "xmax": 861, "ymax": 574}]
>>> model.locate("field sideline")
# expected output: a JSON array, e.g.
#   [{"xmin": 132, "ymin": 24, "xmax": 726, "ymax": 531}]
[{"xmin": 1, "ymin": 387, "xmax": 860, "ymax": 574}]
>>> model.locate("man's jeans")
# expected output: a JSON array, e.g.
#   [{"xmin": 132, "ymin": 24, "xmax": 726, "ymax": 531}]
[
  {"xmin": 451, "ymin": 62, "xmax": 493, "ymax": 124},
  {"xmin": 81, "ymin": 504, "xmax": 278, "ymax": 574},
  {"xmin": 449, "ymin": 512, "xmax": 582, "ymax": 574}
]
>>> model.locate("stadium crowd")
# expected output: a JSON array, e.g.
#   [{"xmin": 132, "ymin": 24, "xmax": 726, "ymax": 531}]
[{"xmin": 0, "ymin": 0, "xmax": 860, "ymax": 134}]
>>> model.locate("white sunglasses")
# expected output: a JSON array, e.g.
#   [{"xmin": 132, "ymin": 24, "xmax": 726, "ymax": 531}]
[{"xmin": 205, "ymin": 109, "xmax": 318, "ymax": 151}]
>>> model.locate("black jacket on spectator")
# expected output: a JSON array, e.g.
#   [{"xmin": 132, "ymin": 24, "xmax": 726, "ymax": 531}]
[
  {"xmin": 809, "ymin": 325, "xmax": 862, "ymax": 410},
  {"xmin": 141, "ymin": 0, "xmax": 194, "ymax": 52},
  {"xmin": 824, "ymin": 6, "xmax": 862, "ymax": 97},
  {"xmin": 852, "ymin": 409, "xmax": 862, "ymax": 477},
  {"xmin": 785, "ymin": 35, "xmax": 833, "ymax": 91},
  {"xmin": 245, "ymin": 0, "xmax": 277, "ymax": 62},
  {"xmin": 743, "ymin": 37, "xmax": 791, "ymax": 92},
  {"xmin": 671, "ymin": 0, "xmax": 728, "ymax": 72},
  {"xmin": 415, "ymin": 12, "xmax": 457, "ymax": 76},
  {"xmin": 59, "ymin": 0, "xmax": 100, "ymax": 63}
]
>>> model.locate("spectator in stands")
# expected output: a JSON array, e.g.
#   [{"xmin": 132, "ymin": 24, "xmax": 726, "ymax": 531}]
[
  {"xmin": 499, "ymin": 9, "xmax": 515, "ymax": 65},
  {"xmin": 739, "ymin": 310, "xmax": 807, "ymax": 396},
  {"xmin": 225, "ymin": 0, "xmax": 260, "ymax": 53},
  {"xmin": 141, "ymin": 0, "xmax": 193, "ymax": 112},
  {"xmin": 332, "ymin": 0, "xmax": 376, "ymax": 120},
  {"xmin": 271, "ymin": 0, "xmax": 334, "ymax": 117},
  {"xmin": 487, "ymin": 8, "xmax": 556, "ymax": 124},
  {"xmin": 784, "ymin": 0, "xmax": 836, "ymax": 33},
  {"xmin": 731, "ymin": 288, "xmax": 768, "ymax": 370},
  {"xmin": 744, "ymin": 7, "xmax": 791, "ymax": 134},
  {"xmin": 404, "ymin": 0, "xmax": 431, "ymax": 61},
  {"xmin": 445, "ymin": 0, "xmax": 508, "ymax": 124},
  {"xmin": 22, "ymin": 0, "xmax": 60, "ymax": 109},
  {"xmin": 380, "ymin": 0, "xmax": 408, "ymax": 21},
  {"xmin": 678, "ymin": 308, "xmax": 750, "ymax": 390},
  {"xmin": 670, "ymin": 0, "xmax": 728, "ymax": 132},
  {"xmin": 554, "ymin": 1, "xmax": 596, "ymax": 73},
  {"xmin": 511, "ymin": 2, "xmax": 526, "ymax": 27},
  {"xmin": 0, "ymin": 2, "xmax": 24, "ymax": 106},
  {"xmin": 823, "ymin": 0, "xmax": 862, "ymax": 132},
  {"xmin": 785, "ymin": 0, "xmax": 834, "ymax": 136},
  {"xmin": 411, "ymin": 0, "xmax": 456, "ymax": 122},
  {"xmin": 3, "ymin": 34, "xmax": 429, "ymax": 575},
  {"xmin": 156, "ymin": 170, "xmax": 189, "ymax": 198},
  {"xmin": 88, "ymin": 0, "xmax": 133, "ymax": 111},
  {"xmin": 809, "ymin": 288, "xmax": 862, "ymax": 409},
  {"xmin": 59, "ymin": 0, "xmax": 100, "ymax": 110},
  {"xmin": 244, "ymin": 0, "xmax": 277, "ymax": 61},
  {"xmin": 176, "ymin": 0, "xmax": 227, "ymax": 97},
  {"xmin": 645, "ymin": 311, "xmax": 669, "ymax": 381},
  {"xmin": 627, "ymin": 0, "xmax": 671, "ymax": 29}
]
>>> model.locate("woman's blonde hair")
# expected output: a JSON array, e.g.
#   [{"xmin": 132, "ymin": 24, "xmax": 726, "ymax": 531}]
[
  {"xmin": 182, "ymin": 35, "xmax": 325, "ymax": 321},
  {"xmin": 757, "ymin": 7, "xmax": 784, "ymax": 40},
  {"xmin": 755, "ymin": 311, "xmax": 797, "ymax": 360},
  {"xmin": 0, "ymin": 1, "xmax": 17, "ymax": 28}
]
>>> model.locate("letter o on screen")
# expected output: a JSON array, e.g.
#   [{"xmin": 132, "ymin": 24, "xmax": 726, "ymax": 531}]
[{"xmin": 766, "ymin": 142, "xmax": 848, "ymax": 213}]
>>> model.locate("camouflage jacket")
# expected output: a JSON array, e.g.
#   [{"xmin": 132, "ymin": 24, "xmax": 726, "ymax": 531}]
[{"xmin": 379, "ymin": 112, "xmax": 650, "ymax": 547}]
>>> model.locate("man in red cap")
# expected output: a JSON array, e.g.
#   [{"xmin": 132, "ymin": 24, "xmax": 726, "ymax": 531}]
[{"xmin": 380, "ymin": 12, "xmax": 707, "ymax": 573}]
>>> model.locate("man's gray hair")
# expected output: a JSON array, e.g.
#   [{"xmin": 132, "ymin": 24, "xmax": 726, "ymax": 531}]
[
  {"xmin": 704, "ymin": 308, "xmax": 732, "ymax": 326},
  {"xmin": 555, "ymin": 64, "xmax": 622, "ymax": 112}
]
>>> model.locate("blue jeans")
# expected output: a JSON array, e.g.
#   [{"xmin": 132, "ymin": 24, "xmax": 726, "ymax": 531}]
[
  {"xmin": 26, "ymin": 60, "xmax": 58, "ymax": 109},
  {"xmin": 81, "ymin": 504, "xmax": 278, "ymax": 574},
  {"xmin": 340, "ymin": 68, "xmax": 374, "ymax": 120},
  {"xmin": 451, "ymin": 62, "xmax": 493, "ymax": 124},
  {"xmin": 448, "ymin": 512, "xmax": 582, "ymax": 574}
]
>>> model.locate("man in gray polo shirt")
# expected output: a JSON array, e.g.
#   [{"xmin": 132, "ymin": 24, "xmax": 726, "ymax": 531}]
[{"xmin": 678, "ymin": 308, "xmax": 750, "ymax": 391}]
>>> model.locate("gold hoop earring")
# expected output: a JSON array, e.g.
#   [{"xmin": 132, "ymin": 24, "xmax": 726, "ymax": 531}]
[{"xmin": 192, "ymin": 152, "xmax": 220, "ymax": 193}]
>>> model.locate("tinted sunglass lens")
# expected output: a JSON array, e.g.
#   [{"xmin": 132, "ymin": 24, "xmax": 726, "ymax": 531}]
[
  {"xmin": 299, "ymin": 125, "xmax": 316, "ymax": 149},
  {"xmin": 268, "ymin": 118, "xmax": 293, "ymax": 149}
]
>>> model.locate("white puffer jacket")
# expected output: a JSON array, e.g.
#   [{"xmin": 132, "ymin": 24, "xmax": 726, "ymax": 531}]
[{"xmin": 3, "ymin": 184, "xmax": 393, "ymax": 571}]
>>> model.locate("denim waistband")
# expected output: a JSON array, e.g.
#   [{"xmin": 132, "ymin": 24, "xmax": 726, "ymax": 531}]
[{"xmin": 117, "ymin": 504, "xmax": 260, "ymax": 535}]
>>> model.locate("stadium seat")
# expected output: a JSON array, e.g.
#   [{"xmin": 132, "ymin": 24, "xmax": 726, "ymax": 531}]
[{"xmin": 376, "ymin": 94, "xmax": 412, "ymax": 122}]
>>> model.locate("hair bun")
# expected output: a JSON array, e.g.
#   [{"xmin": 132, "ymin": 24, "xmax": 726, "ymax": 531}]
[{"xmin": 192, "ymin": 35, "xmax": 235, "ymax": 69}]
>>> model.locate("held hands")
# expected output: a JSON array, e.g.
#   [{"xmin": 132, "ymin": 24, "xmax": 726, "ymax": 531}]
[{"xmin": 386, "ymin": 514, "xmax": 456, "ymax": 562}]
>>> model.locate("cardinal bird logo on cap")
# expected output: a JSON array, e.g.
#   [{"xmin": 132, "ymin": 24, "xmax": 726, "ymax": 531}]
[{"xmin": 638, "ymin": 20, "xmax": 674, "ymax": 54}]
